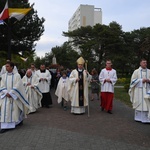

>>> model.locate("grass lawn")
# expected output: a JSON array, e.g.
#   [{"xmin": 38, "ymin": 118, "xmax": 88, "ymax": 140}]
[{"xmin": 114, "ymin": 87, "xmax": 132, "ymax": 107}]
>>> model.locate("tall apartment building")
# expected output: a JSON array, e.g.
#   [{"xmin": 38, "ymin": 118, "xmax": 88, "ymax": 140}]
[{"xmin": 68, "ymin": 4, "xmax": 102, "ymax": 32}]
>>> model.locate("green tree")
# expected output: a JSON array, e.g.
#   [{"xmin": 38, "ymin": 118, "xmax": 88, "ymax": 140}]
[
  {"xmin": 122, "ymin": 27, "xmax": 150, "ymax": 73},
  {"xmin": 63, "ymin": 22, "xmax": 150, "ymax": 75},
  {"xmin": 34, "ymin": 42, "xmax": 79, "ymax": 70},
  {"xmin": 51, "ymin": 42, "xmax": 79, "ymax": 69},
  {"xmin": 34, "ymin": 56, "xmax": 46, "ymax": 69},
  {"xmin": 63, "ymin": 22, "xmax": 125, "ymax": 72},
  {"xmin": 0, "ymin": 0, "xmax": 45, "ymax": 66}
]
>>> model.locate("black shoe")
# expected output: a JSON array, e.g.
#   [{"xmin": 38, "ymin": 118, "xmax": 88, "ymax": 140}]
[
  {"xmin": 0, "ymin": 129, "xmax": 7, "ymax": 134},
  {"xmin": 63, "ymin": 106, "xmax": 67, "ymax": 111},
  {"xmin": 107, "ymin": 110, "xmax": 112, "ymax": 114},
  {"xmin": 46, "ymin": 105, "xmax": 50, "ymax": 108}
]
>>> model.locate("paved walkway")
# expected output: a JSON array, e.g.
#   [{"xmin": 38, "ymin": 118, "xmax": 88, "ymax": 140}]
[{"xmin": 0, "ymin": 88, "xmax": 150, "ymax": 150}]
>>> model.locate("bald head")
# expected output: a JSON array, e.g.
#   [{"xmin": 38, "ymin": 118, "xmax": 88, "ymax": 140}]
[{"xmin": 26, "ymin": 69, "xmax": 32, "ymax": 77}]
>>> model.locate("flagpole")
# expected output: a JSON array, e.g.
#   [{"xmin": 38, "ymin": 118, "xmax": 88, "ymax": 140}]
[
  {"xmin": 85, "ymin": 60, "xmax": 90, "ymax": 117},
  {"xmin": 7, "ymin": 0, "xmax": 11, "ymax": 60},
  {"xmin": 7, "ymin": 18, "xmax": 11, "ymax": 60}
]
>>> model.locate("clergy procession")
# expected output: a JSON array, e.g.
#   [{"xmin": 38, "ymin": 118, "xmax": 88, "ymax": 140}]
[{"xmin": 0, "ymin": 57, "xmax": 150, "ymax": 136}]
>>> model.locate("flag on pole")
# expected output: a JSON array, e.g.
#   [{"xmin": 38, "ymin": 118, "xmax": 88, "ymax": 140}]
[
  {"xmin": 0, "ymin": 1, "xmax": 31, "ymax": 21},
  {"xmin": 20, "ymin": 56, "xmax": 28, "ymax": 62},
  {"xmin": 0, "ymin": 1, "xmax": 9, "ymax": 20},
  {"xmin": 9, "ymin": 8, "xmax": 31, "ymax": 21}
]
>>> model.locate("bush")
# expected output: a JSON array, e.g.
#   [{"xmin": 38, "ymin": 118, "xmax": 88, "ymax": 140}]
[
  {"xmin": 116, "ymin": 78, "xmax": 130, "ymax": 92},
  {"xmin": 117, "ymin": 78, "xmax": 126, "ymax": 84},
  {"xmin": 116, "ymin": 78, "xmax": 130, "ymax": 85},
  {"xmin": 124, "ymin": 84, "xmax": 130, "ymax": 92}
]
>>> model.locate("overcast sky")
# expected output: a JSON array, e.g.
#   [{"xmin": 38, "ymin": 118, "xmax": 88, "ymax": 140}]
[{"xmin": 29, "ymin": 0, "xmax": 150, "ymax": 57}]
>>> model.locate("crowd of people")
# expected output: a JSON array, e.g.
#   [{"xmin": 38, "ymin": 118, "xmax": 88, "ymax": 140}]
[{"xmin": 0, "ymin": 57, "xmax": 150, "ymax": 133}]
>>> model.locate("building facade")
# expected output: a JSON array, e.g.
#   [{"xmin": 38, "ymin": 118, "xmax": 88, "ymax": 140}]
[{"xmin": 68, "ymin": 4, "xmax": 102, "ymax": 32}]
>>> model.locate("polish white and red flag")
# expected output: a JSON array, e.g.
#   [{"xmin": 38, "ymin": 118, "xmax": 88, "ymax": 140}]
[
  {"xmin": 0, "ymin": 1, "xmax": 9, "ymax": 20},
  {"xmin": 0, "ymin": 1, "xmax": 31, "ymax": 21}
]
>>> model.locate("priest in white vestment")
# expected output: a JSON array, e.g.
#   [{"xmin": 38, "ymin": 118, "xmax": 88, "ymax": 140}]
[
  {"xmin": 22, "ymin": 69, "xmax": 43, "ymax": 113},
  {"xmin": 0, "ymin": 61, "xmax": 30, "ymax": 133},
  {"xmin": 35, "ymin": 64, "xmax": 52, "ymax": 108},
  {"xmin": 129, "ymin": 59, "xmax": 150, "ymax": 123},
  {"xmin": 0, "ymin": 60, "xmax": 18, "ymax": 75},
  {"xmin": 30, "ymin": 63, "xmax": 37, "ymax": 75},
  {"xmin": 68, "ymin": 57, "xmax": 92, "ymax": 114}
]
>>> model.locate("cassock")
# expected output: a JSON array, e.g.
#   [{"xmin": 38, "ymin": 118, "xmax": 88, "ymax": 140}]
[
  {"xmin": 0, "ymin": 72, "xmax": 30, "ymax": 129},
  {"xmin": 36, "ymin": 69, "xmax": 52, "ymax": 107},
  {"xmin": 68, "ymin": 69, "xmax": 91, "ymax": 114},
  {"xmin": 129, "ymin": 67, "xmax": 150, "ymax": 123},
  {"xmin": 22, "ymin": 74, "xmax": 43, "ymax": 113},
  {"xmin": 99, "ymin": 68, "xmax": 117, "ymax": 111}
]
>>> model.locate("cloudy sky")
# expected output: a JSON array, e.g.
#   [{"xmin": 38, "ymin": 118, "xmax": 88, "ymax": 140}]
[{"xmin": 29, "ymin": 0, "xmax": 150, "ymax": 57}]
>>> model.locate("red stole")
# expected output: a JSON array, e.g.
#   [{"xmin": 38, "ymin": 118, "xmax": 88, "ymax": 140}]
[{"xmin": 106, "ymin": 67, "xmax": 112, "ymax": 71}]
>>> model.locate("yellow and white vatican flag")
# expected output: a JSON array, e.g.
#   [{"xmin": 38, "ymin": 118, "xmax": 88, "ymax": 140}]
[
  {"xmin": 0, "ymin": 1, "xmax": 31, "ymax": 21},
  {"xmin": 9, "ymin": 8, "xmax": 31, "ymax": 21},
  {"xmin": 20, "ymin": 56, "xmax": 28, "ymax": 62}
]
